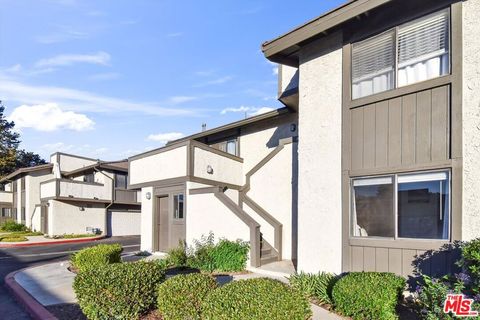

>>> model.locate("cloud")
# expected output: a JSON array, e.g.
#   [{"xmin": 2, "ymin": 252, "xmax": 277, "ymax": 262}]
[
  {"xmin": 168, "ymin": 96, "xmax": 198, "ymax": 104},
  {"xmin": 166, "ymin": 32, "xmax": 183, "ymax": 38},
  {"xmin": 35, "ymin": 52, "xmax": 110, "ymax": 68},
  {"xmin": 0, "ymin": 77, "xmax": 195, "ymax": 117},
  {"xmin": 147, "ymin": 132, "xmax": 184, "ymax": 144},
  {"xmin": 9, "ymin": 103, "xmax": 95, "ymax": 132},
  {"xmin": 220, "ymin": 106, "xmax": 275, "ymax": 117},
  {"xmin": 36, "ymin": 26, "xmax": 89, "ymax": 44},
  {"xmin": 267, "ymin": 61, "xmax": 278, "ymax": 75},
  {"xmin": 194, "ymin": 76, "xmax": 233, "ymax": 87},
  {"xmin": 88, "ymin": 72, "xmax": 121, "ymax": 81},
  {"xmin": 41, "ymin": 142, "xmax": 109, "ymax": 159}
]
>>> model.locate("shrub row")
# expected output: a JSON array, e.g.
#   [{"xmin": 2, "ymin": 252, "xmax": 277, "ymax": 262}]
[
  {"xmin": 71, "ymin": 243, "xmax": 122, "ymax": 273},
  {"xmin": 156, "ymin": 274, "xmax": 311, "ymax": 320},
  {"xmin": 289, "ymin": 271, "xmax": 405, "ymax": 320},
  {"xmin": 166, "ymin": 233, "xmax": 249, "ymax": 273},
  {"xmin": 74, "ymin": 261, "xmax": 165, "ymax": 320},
  {"xmin": 0, "ymin": 220, "xmax": 27, "ymax": 232}
]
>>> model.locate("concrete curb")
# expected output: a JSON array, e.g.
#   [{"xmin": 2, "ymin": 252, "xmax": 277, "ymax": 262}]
[
  {"xmin": 4, "ymin": 268, "xmax": 58, "ymax": 320},
  {"xmin": 0, "ymin": 235, "xmax": 105, "ymax": 248}
]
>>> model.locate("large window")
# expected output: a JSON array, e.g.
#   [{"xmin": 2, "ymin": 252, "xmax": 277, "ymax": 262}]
[
  {"xmin": 352, "ymin": 8, "xmax": 450, "ymax": 99},
  {"xmin": 352, "ymin": 170, "xmax": 450, "ymax": 240},
  {"xmin": 115, "ymin": 173, "xmax": 128, "ymax": 189}
]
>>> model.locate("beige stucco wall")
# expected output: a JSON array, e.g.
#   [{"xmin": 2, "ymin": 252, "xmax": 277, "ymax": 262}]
[
  {"xmin": 193, "ymin": 147, "xmax": 243, "ymax": 186},
  {"xmin": 297, "ymin": 33, "xmax": 343, "ymax": 273},
  {"xmin": 462, "ymin": 0, "xmax": 480, "ymax": 240},
  {"xmin": 48, "ymin": 200, "xmax": 106, "ymax": 236},
  {"xmin": 279, "ymin": 64, "xmax": 299, "ymax": 95},
  {"xmin": 130, "ymin": 146, "xmax": 187, "ymax": 186},
  {"xmin": 40, "ymin": 180, "xmax": 56, "ymax": 199},
  {"xmin": 244, "ymin": 142, "xmax": 296, "ymax": 260},
  {"xmin": 186, "ymin": 181, "xmax": 250, "ymax": 244},
  {"xmin": 140, "ymin": 186, "xmax": 154, "ymax": 251},
  {"xmin": 16, "ymin": 179, "xmax": 22, "ymax": 223},
  {"xmin": 31, "ymin": 206, "xmax": 42, "ymax": 232},
  {"xmin": 58, "ymin": 180, "xmax": 111, "ymax": 201},
  {"xmin": 25, "ymin": 170, "xmax": 53, "ymax": 229},
  {"xmin": 0, "ymin": 191, "xmax": 12, "ymax": 203},
  {"xmin": 55, "ymin": 153, "xmax": 97, "ymax": 172}
]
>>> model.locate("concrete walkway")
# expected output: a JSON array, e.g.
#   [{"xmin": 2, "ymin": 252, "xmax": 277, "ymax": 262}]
[
  {"xmin": 0, "ymin": 235, "xmax": 105, "ymax": 248},
  {"xmin": 13, "ymin": 259, "xmax": 345, "ymax": 320}
]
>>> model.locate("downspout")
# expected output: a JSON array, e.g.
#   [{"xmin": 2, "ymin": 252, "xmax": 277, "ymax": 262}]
[{"xmin": 93, "ymin": 166, "xmax": 114, "ymax": 236}]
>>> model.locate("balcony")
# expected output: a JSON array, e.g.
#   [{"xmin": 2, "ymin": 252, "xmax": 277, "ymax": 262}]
[
  {"xmin": 129, "ymin": 140, "xmax": 244, "ymax": 189},
  {"xmin": 0, "ymin": 191, "xmax": 12, "ymax": 204},
  {"xmin": 114, "ymin": 189, "xmax": 141, "ymax": 204},
  {"xmin": 40, "ymin": 179, "xmax": 112, "ymax": 202}
]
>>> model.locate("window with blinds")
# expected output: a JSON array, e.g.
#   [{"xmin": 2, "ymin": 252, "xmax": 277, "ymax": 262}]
[{"xmin": 351, "ymin": 8, "xmax": 450, "ymax": 99}]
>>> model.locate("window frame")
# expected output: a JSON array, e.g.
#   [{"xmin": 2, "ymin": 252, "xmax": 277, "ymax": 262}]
[
  {"xmin": 173, "ymin": 193, "xmax": 185, "ymax": 220},
  {"xmin": 351, "ymin": 7, "xmax": 451, "ymax": 101},
  {"xmin": 350, "ymin": 169, "xmax": 451, "ymax": 241}
]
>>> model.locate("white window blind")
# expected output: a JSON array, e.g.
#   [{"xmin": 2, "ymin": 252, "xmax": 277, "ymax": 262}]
[
  {"xmin": 397, "ymin": 171, "xmax": 448, "ymax": 183},
  {"xmin": 352, "ymin": 30, "xmax": 395, "ymax": 99},
  {"xmin": 397, "ymin": 9, "xmax": 450, "ymax": 87}
]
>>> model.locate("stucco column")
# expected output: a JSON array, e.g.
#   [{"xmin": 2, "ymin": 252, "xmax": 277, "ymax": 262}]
[
  {"xmin": 140, "ymin": 187, "xmax": 154, "ymax": 251},
  {"xmin": 297, "ymin": 33, "xmax": 344, "ymax": 273}
]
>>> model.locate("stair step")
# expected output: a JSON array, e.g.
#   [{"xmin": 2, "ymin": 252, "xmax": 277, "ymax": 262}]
[
  {"xmin": 260, "ymin": 253, "xmax": 279, "ymax": 265},
  {"xmin": 261, "ymin": 248, "xmax": 272, "ymax": 255}
]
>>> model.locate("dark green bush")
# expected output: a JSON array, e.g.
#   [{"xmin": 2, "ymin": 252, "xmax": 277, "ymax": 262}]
[
  {"xmin": 201, "ymin": 278, "xmax": 312, "ymax": 320},
  {"xmin": 73, "ymin": 261, "xmax": 165, "ymax": 320},
  {"xmin": 0, "ymin": 220, "xmax": 27, "ymax": 232},
  {"xmin": 458, "ymin": 238, "xmax": 480, "ymax": 295},
  {"xmin": 71, "ymin": 244, "xmax": 122, "ymax": 273},
  {"xmin": 187, "ymin": 232, "xmax": 216, "ymax": 272},
  {"xmin": 210, "ymin": 239, "xmax": 249, "ymax": 272},
  {"xmin": 157, "ymin": 273, "xmax": 217, "ymax": 320},
  {"xmin": 289, "ymin": 271, "xmax": 337, "ymax": 306},
  {"xmin": 332, "ymin": 272, "xmax": 405, "ymax": 320}
]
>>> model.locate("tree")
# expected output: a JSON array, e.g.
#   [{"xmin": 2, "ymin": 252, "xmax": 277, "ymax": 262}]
[{"xmin": 0, "ymin": 101, "xmax": 46, "ymax": 178}]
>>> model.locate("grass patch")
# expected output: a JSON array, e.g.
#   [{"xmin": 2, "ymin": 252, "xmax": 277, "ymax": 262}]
[
  {"xmin": 47, "ymin": 234, "xmax": 96, "ymax": 239},
  {"xmin": 0, "ymin": 235, "xmax": 28, "ymax": 242}
]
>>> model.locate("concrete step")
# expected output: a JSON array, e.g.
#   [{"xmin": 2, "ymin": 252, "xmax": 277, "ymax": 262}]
[
  {"xmin": 261, "ymin": 247, "xmax": 272, "ymax": 255},
  {"xmin": 260, "ymin": 253, "xmax": 279, "ymax": 265}
]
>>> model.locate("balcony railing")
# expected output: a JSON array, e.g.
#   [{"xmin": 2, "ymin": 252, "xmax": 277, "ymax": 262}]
[
  {"xmin": 0, "ymin": 191, "xmax": 13, "ymax": 204},
  {"xmin": 40, "ymin": 179, "xmax": 111, "ymax": 202},
  {"xmin": 129, "ymin": 140, "xmax": 244, "ymax": 189},
  {"xmin": 114, "ymin": 189, "xmax": 141, "ymax": 204}
]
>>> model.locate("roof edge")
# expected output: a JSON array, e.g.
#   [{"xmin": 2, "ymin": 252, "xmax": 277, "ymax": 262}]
[{"xmin": 0, "ymin": 164, "xmax": 54, "ymax": 183}]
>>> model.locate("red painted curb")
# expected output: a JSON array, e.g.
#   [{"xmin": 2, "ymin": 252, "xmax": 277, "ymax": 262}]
[
  {"xmin": 4, "ymin": 268, "xmax": 58, "ymax": 320},
  {"xmin": 0, "ymin": 235, "xmax": 105, "ymax": 248}
]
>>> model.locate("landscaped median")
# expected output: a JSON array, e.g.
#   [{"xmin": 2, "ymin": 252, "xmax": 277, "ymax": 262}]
[{"xmin": 0, "ymin": 221, "xmax": 104, "ymax": 247}]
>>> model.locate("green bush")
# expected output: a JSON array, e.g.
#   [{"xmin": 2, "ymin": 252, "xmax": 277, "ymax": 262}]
[
  {"xmin": 416, "ymin": 275, "xmax": 459, "ymax": 320},
  {"xmin": 201, "ymin": 278, "xmax": 312, "ymax": 320},
  {"xmin": 157, "ymin": 273, "xmax": 217, "ymax": 320},
  {"xmin": 210, "ymin": 239, "xmax": 249, "ymax": 272},
  {"xmin": 71, "ymin": 244, "xmax": 122, "ymax": 273},
  {"xmin": 187, "ymin": 232, "xmax": 216, "ymax": 272},
  {"xmin": 332, "ymin": 272, "xmax": 405, "ymax": 320},
  {"xmin": 0, "ymin": 221, "xmax": 27, "ymax": 232},
  {"xmin": 166, "ymin": 240, "xmax": 188, "ymax": 268},
  {"xmin": 0, "ymin": 235, "xmax": 27, "ymax": 242},
  {"xmin": 458, "ymin": 238, "xmax": 480, "ymax": 295},
  {"xmin": 73, "ymin": 261, "xmax": 165, "ymax": 320},
  {"xmin": 289, "ymin": 271, "xmax": 337, "ymax": 305}
]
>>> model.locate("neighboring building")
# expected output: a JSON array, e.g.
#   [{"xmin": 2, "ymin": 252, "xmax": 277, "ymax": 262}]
[
  {"xmin": 129, "ymin": 109, "xmax": 298, "ymax": 267},
  {"xmin": 0, "ymin": 152, "xmax": 141, "ymax": 237},
  {"xmin": 262, "ymin": 0, "xmax": 480, "ymax": 276},
  {"xmin": 131, "ymin": 0, "xmax": 480, "ymax": 277}
]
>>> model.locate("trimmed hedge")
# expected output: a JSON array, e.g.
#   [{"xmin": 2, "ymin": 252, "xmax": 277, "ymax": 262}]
[
  {"xmin": 289, "ymin": 271, "xmax": 337, "ymax": 305},
  {"xmin": 71, "ymin": 244, "xmax": 122, "ymax": 273},
  {"xmin": 0, "ymin": 221, "xmax": 27, "ymax": 232},
  {"xmin": 332, "ymin": 272, "xmax": 405, "ymax": 320},
  {"xmin": 201, "ymin": 278, "xmax": 312, "ymax": 320},
  {"xmin": 157, "ymin": 273, "xmax": 217, "ymax": 320},
  {"xmin": 73, "ymin": 261, "xmax": 165, "ymax": 320},
  {"xmin": 0, "ymin": 235, "xmax": 27, "ymax": 242}
]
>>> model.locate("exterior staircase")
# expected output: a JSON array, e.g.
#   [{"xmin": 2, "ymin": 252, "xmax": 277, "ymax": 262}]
[{"xmin": 260, "ymin": 238, "xmax": 280, "ymax": 265}]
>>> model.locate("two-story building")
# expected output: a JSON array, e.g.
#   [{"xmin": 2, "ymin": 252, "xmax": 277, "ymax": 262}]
[
  {"xmin": 129, "ymin": 0, "xmax": 480, "ymax": 277},
  {"xmin": 0, "ymin": 152, "xmax": 141, "ymax": 237}
]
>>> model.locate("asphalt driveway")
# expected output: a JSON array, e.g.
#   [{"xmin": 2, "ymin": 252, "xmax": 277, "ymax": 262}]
[{"xmin": 0, "ymin": 235, "xmax": 140, "ymax": 320}]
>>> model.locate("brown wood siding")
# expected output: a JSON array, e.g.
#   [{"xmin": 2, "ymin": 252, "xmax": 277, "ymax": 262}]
[
  {"xmin": 348, "ymin": 245, "xmax": 458, "ymax": 277},
  {"xmin": 350, "ymin": 85, "xmax": 450, "ymax": 172}
]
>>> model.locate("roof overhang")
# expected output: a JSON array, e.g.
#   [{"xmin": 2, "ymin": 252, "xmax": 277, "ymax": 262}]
[
  {"xmin": 0, "ymin": 164, "xmax": 53, "ymax": 183},
  {"xmin": 261, "ymin": 0, "xmax": 393, "ymax": 66}
]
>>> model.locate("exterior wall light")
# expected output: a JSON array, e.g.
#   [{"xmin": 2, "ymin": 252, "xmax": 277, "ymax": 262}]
[
  {"xmin": 207, "ymin": 165, "xmax": 214, "ymax": 174},
  {"xmin": 145, "ymin": 192, "xmax": 152, "ymax": 200},
  {"xmin": 290, "ymin": 123, "xmax": 297, "ymax": 132}
]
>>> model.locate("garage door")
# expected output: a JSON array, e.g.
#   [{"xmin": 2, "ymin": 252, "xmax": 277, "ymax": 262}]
[{"xmin": 107, "ymin": 210, "xmax": 141, "ymax": 236}]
